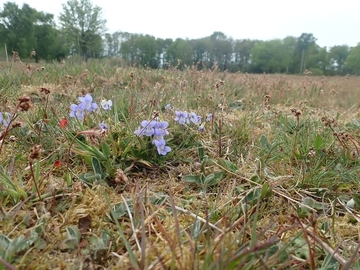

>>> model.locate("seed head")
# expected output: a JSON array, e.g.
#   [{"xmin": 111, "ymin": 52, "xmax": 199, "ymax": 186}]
[
  {"xmin": 28, "ymin": 144, "xmax": 41, "ymax": 161},
  {"xmin": 11, "ymin": 122, "xmax": 22, "ymax": 128},
  {"xmin": 19, "ymin": 101, "xmax": 31, "ymax": 112},
  {"xmin": 40, "ymin": 87, "xmax": 50, "ymax": 95},
  {"xmin": 18, "ymin": 96, "xmax": 31, "ymax": 103}
]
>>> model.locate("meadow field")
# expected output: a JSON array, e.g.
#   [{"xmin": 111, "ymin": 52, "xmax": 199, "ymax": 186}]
[{"xmin": 0, "ymin": 58, "xmax": 360, "ymax": 269}]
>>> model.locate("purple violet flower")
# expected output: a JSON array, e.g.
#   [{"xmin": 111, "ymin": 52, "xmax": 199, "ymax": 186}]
[
  {"xmin": 101, "ymin": 99, "xmax": 112, "ymax": 110},
  {"xmin": 70, "ymin": 104, "xmax": 85, "ymax": 119},
  {"xmin": 0, "ymin": 112, "xmax": 11, "ymax": 127},
  {"xmin": 153, "ymin": 138, "xmax": 171, "ymax": 155},
  {"xmin": 189, "ymin": 112, "xmax": 202, "ymax": 124},
  {"xmin": 99, "ymin": 121, "xmax": 108, "ymax": 130},
  {"xmin": 134, "ymin": 120, "xmax": 157, "ymax": 137},
  {"xmin": 154, "ymin": 121, "xmax": 169, "ymax": 137},
  {"xmin": 79, "ymin": 94, "xmax": 98, "ymax": 112},
  {"xmin": 174, "ymin": 111, "xmax": 189, "ymax": 125}
]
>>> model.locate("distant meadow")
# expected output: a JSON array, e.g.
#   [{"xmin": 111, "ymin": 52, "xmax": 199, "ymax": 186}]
[
  {"xmin": 0, "ymin": 56, "xmax": 360, "ymax": 269},
  {"xmin": 1, "ymin": 0, "xmax": 360, "ymax": 269}
]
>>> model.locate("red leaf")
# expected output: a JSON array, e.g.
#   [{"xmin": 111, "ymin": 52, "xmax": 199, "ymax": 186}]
[
  {"xmin": 54, "ymin": 160, "xmax": 62, "ymax": 168},
  {"xmin": 59, "ymin": 118, "xmax": 67, "ymax": 128}
]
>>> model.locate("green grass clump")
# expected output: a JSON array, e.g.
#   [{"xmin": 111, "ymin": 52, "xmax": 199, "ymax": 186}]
[{"xmin": 1, "ymin": 57, "xmax": 360, "ymax": 269}]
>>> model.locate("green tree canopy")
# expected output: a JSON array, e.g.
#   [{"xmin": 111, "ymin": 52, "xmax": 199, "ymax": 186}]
[
  {"xmin": 250, "ymin": 39, "xmax": 291, "ymax": 73},
  {"xmin": 0, "ymin": 2, "xmax": 63, "ymax": 61},
  {"xmin": 345, "ymin": 44, "xmax": 360, "ymax": 75},
  {"xmin": 297, "ymin": 33, "xmax": 317, "ymax": 73},
  {"xmin": 59, "ymin": 0, "xmax": 106, "ymax": 60},
  {"xmin": 231, "ymin": 39, "xmax": 256, "ymax": 72},
  {"xmin": 329, "ymin": 45, "xmax": 350, "ymax": 74},
  {"xmin": 166, "ymin": 38, "xmax": 193, "ymax": 69}
]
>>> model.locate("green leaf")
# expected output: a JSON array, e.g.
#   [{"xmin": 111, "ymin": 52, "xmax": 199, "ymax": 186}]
[
  {"xmin": 65, "ymin": 170, "xmax": 72, "ymax": 187},
  {"xmin": 81, "ymin": 173, "xmax": 102, "ymax": 182},
  {"xmin": 91, "ymin": 156, "xmax": 102, "ymax": 175},
  {"xmin": 319, "ymin": 253, "xmax": 339, "ymax": 270},
  {"xmin": 107, "ymin": 201, "xmax": 134, "ymax": 221},
  {"xmin": 11, "ymin": 231, "xmax": 39, "ymax": 254},
  {"xmin": 100, "ymin": 231, "xmax": 111, "ymax": 244},
  {"xmin": 191, "ymin": 220, "xmax": 202, "ymax": 238},
  {"xmin": 182, "ymin": 174, "xmax": 200, "ymax": 183},
  {"xmin": 260, "ymin": 135, "xmax": 271, "ymax": 150},
  {"xmin": 297, "ymin": 205, "xmax": 310, "ymax": 218},
  {"xmin": 0, "ymin": 234, "xmax": 10, "ymax": 257},
  {"xmin": 74, "ymin": 139, "xmax": 107, "ymax": 161},
  {"xmin": 350, "ymin": 119, "xmax": 360, "ymax": 128},
  {"xmin": 217, "ymin": 159, "xmax": 238, "ymax": 173},
  {"xmin": 204, "ymin": 171, "xmax": 224, "ymax": 186},
  {"xmin": 0, "ymin": 171, "xmax": 27, "ymax": 202},
  {"xmin": 352, "ymin": 194, "xmax": 360, "ymax": 207},
  {"xmin": 198, "ymin": 143, "xmax": 205, "ymax": 161},
  {"xmin": 150, "ymin": 194, "xmax": 167, "ymax": 205},
  {"xmin": 302, "ymin": 197, "xmax": 315, "ymax": 208},
  {"xmin": 346, "ymin": 198, "xmax": 355, "ymax": 208},
  {"xmin": 243, "ymin": 188, "xmax": 261, "ymax": 205},
  {"xmin": 34, "ymin": 238, "xmax": 47, "ymax": 250},
  {"xmin": 260, "ymin": 182, "xmax": 273, "ymax": 199},
  {"xmin": 200, "ymin": 157, "xmax": 210, "ymax": 174},
  {"xmin": 66, "ymin": 226, "xmax": 81, "ymax": 241},
  {"xmin": 204, "ymin": 173, "xmax": 215, "ymax": 185},
  {"xmin": 314, "ymin": 134, "xmax": 323, "ymax": 150},
  {"xmin": 89, "ymin": 235, "xmax": 104, "ymax": 247},
  {"xmin": 60, "ymin": 226, "xmax": 81, "ymax": 250},
  {"xmin": 100, "ymin": 141, "xmax": 111, "ymax": 158},
  {"xmin": 34, "ymin": 159, "xmax": 41, "ymax": 184}
]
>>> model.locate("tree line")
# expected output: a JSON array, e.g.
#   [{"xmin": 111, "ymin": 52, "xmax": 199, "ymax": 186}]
[{"xmin": 1, "ymin": 0, "xmax": 360, "ymax": 75}]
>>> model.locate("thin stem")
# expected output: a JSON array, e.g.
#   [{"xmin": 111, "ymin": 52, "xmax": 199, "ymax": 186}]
[{"xmin": 28, "ymin": 161, "xmax": 42, "ymax": 201}]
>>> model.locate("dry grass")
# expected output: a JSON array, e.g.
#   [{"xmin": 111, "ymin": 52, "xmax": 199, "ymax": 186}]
[{"xmin": 1, "ymin": 59, "xmax": 360, "ymax": 269}]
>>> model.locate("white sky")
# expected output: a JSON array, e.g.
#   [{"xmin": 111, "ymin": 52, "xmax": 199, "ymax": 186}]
[{"xmin": 6, "ymin": 0, "xmax": 360, "ymax": 48}]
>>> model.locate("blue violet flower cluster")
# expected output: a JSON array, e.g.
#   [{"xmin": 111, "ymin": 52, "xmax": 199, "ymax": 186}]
[
  {"xmin": 174, "ymin": 110, "xmax": 213, "ymax": 132},
  {"xmin": 134, "ymin": 119, "xmax": 171, "ymax": 155},
  {"xmin": 0, "ymin": 112, "xmax": 11, "ymax": 127},
  {"xmin": 69, "ymin": 93, "xmax": 111, "ymax": 130},
  {"xmin": 70, "ymin": 94, "xmax": 98, "ymax": 119}
]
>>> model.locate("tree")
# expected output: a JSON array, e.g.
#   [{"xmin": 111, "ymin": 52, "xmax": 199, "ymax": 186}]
[
  {"xmin": 119, "ymin": 33, "xmax": 137, "ymax": 65},
  {"xmin": 33, "ymin": 12, "xmax": 65, "ymax": 61},
  {"xmin": 329, "ymin": 45, "xmax": 349, "ymax": 75},
  {"xmin": 345, "ymin": 44, "xmax": 360, "ymax": 75},
  {"xmin": 59, "ymin": 0, "xmax": 106, "ymax": 60},
  {"xmin": 282, "ymin": 36, "xmax": 297, "ymax": 73},
  {"xmin": 206, "ymin": 32, "xmax": 232, "ymax": 71},
  {"xmin": 250, "ymin": 40, "xmax": 289, "ymax": 73},
  {"xmin": 0, "ymin": 2, "xmax": 37, "ymax": 58},
  {"xmin": 232, "ymin": 39, "xmax": 256, "ymax": 72},
  {"xmin": 297, "ymin": 33, "xmax": 317, "ymax": 73},
  {"xmin": 192, "ymin": 38, "xmax": 207, "ymax": 68},
  {"xmin": 166, "ymin": 38, "xmax": 193, "ymax": 69},
  {"xmin": 301, "ymin": 45, "xmax": 329, "ymax": 75},
  {"xmin": 156, "ymin": 38, "xmax": 173, "ymax": 68},
  {"xmin": 0, "ymin": 2, "xmax": 62, "ymax": 61},
  {"xmin": 104, "ymin": 32, "xmax": 122, "ymax": 57}
]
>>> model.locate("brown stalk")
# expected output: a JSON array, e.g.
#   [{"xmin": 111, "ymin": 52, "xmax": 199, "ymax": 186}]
[
  {"xmin": 28, "ymin": 160, "xmax": 42, "ymax": 201},
  {"xmin": 218, "ymin": 118, "xmax": 222, "ymax": 157}
]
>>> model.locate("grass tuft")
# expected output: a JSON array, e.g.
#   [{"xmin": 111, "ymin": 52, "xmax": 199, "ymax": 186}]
[{"xmin": 1, "ymin": 57, "xmax": 360, "ymax": 269}]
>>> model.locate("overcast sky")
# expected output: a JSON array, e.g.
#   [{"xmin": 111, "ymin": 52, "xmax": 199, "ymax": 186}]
[{"xmin": 8, "ymin": 0, "xmax": 360, "ymax": 48}]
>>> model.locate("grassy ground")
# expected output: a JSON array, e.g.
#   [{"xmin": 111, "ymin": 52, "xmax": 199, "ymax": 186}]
[{"xmin": 1, "ymin": 58, "xmax": 360, "ymax": 269}]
